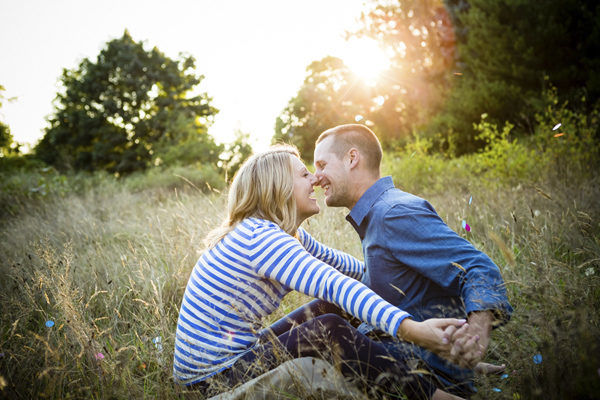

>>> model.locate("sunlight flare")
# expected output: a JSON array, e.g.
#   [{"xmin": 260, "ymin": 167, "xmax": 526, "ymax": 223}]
[{"xmin": 341, "ymin": 38, "xmax": 391, "ymax": 82}]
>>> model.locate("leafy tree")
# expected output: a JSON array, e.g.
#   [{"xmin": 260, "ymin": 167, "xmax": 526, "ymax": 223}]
[
  {"xmin": 275, "ymin": 0, "xmax": 460, "ymax": 157},
  {"xmin": 0, "ymin": 85, "xmax": 15, "ymax": 157},
  {"xmin": 353, "ymin": 0, "xmax": 600, "ymax": 155},
  {"xmin": 36, "ymin": 31, "xmax": 219, "ymax": 174},
  {"xmin": 273, "ymin": 56, "xmax": 374, "ymax": 161},
  {"xmin": 432, "ymin": 0, "xmax": 600, "ymax": 154},
  {"xmin": 349, "ymin": 0, "xmax": 458, "ymax": 143},
  {"xmin": 220, "ymin": 129, "xmax": 253, "ymax": 180}
]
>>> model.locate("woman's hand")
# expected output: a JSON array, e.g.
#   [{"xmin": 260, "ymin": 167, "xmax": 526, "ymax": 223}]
[
  {"xmin": 397, "ymin": 318, "xmax": 478, "ymax": 367},
  {"xmin": 443, "ymin": 322, "xmax": 486, "ymax": 368}
]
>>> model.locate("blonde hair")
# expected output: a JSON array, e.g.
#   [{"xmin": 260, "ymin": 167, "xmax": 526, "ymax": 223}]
[{"xmin": 204, "ymin": 144, "xmax": 300, "ymax": 249}]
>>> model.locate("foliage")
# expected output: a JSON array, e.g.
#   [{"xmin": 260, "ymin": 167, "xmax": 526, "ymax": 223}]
[
  {"xmin": 274, "ymin": 0, "xmax": 462, "ymax": 157},
  {"xmin": 462, "ymin": 117, "xmax": 541, "ymax": 185},
  {"xmin": 531, "ymin": 84, "xmax": 600, "ymax": 177},
  {"xmin": 385, "ymin": 87, "xmax": 600, "ymax": 199},
  {"xmin": 0, "ymin": 84, "xmax": 19, "ymax": 157},
  {"xmin": 219, "ymin": 130, "xmax": 253, "ymax": 180},
  {"xmin": 123, "ymin": 164, "xmax": 225, "ymax": 193},
  {"xmin": 35, "ymin": 31, "xmax": 220, "ymax": 175},
  {"xmin": 2, "ymin": 136, "xmax": 600, "ymax": 398},
  {"xmin": 350, "ymin": 0, "xmax": 457, "ymax": 141},
  {"xmin": 273, "ymin": 56, "xmax": 375, "ymax": 161},
  {"xmin": 429, "ymin": 0, "xmax": 600, "ymax": 154}
]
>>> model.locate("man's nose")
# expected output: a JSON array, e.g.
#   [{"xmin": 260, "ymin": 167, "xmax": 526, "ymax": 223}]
[
  {"xmin": 313, "ymin": 168, "xmax": 322, "ymax": 180},
  {"xmin": 309, "ymin": 173, "xmax": 319, "ymax": 186}
]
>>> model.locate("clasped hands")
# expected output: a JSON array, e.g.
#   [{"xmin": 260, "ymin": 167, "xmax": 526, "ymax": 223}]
[{"xmin": 397, "ymin": 317, "xmax": 485, "ymax": 369}]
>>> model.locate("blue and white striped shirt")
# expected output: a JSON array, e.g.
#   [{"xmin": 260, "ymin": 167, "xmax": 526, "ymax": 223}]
[{"xmin": 173, "ymin": 217, "xmax": 411, "ymax": 385}]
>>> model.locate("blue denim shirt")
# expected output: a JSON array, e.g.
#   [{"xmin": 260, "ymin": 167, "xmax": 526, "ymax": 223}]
[
  {"xmin": 347, "ymin": 176, "xmax": 513, "ymax": 322},
  {"xmin": 347, "ymin": 177, "xmax": 513, "ymax": 394}
]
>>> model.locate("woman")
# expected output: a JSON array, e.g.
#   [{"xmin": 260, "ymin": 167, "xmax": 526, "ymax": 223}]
[{"xmin": 173, "ymin": 145, "xmax": 468, "ymax": 399}]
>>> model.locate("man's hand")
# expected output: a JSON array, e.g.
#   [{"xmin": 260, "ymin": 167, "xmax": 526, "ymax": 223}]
[
  {"xmin": 397, "ymin": 318, "xmax": 468, "ymax": 365},
  {"xmin": 474, "ymin": 362, "xmax": 506, "ymax": 375},
  {"xmin": 442, "ymin": 310, "xmax": 495, "ymax": 368}
]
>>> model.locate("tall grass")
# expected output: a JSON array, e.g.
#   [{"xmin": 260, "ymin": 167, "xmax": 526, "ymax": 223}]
[{"xmin": 1, "ymin": 106, "xmax": 599, "ymax": 398}]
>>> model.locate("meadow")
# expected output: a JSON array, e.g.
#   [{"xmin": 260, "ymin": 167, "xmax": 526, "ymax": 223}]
[{"xmin": 1, "ymin": 109, "xmax": 599, "ymax": 399}]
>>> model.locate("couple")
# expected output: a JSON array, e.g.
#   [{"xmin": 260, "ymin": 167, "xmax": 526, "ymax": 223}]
[{"xmin": 173, "ymin": 124, "xmax": 512, "ymax": 399}]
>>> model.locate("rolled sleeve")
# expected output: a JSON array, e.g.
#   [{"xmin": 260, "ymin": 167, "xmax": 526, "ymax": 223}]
[{"xmin": 383, "ymin": 204, "xmax": 513, "ymax": 325}]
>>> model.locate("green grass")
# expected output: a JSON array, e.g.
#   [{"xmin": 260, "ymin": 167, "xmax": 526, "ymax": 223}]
[{"xmin": 1, "ymin": 125, "xmax": 599, "ymax": 399}]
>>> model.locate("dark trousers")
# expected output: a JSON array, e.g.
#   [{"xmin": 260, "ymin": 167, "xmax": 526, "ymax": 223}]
[
  {"xmin": 272, "ymin": 299, "xmax": 475, "ymax": 398},
  {"xmin": 215, "ymin": 302, "xmax": 436, "ymax": 399}
]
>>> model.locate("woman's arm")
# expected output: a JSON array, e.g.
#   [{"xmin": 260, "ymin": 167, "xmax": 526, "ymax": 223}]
[
  {"xmin": 253, "ymin": 226, "xmax": 466, "ymax": 362},
  {"xmin": 297, "ymin": 227, "xmax": 364, "ymax": 280}
]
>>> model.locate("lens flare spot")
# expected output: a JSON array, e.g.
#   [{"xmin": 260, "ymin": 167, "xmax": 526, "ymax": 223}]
[
  {"xmin": 533, "ymin": 354, "xmax": 542, "ymax": 364},
  {"xmin": 552, "ymin": 123, "xmax": 561, "ymax": 130},
  {"xmin": 469, "ymin": 196, "xmax": 472, "ymax": 205},
  {"xmin": 554, "ymin": 133, "xmax": 564, "ymax": 137},
  {"xmin": 45, "ymin": 320, "xmax": 54, "ymax": 328},
  {"xmin": 355, "ymin": 115, "xmax": 363, "ymax": 122},
  {"xmin": 341, "ymin": 37, "xmax": 391, "ymax": 81},
  {"xmin": 375, "ymin": 96, "xmax": 385, "ymax": 106}
]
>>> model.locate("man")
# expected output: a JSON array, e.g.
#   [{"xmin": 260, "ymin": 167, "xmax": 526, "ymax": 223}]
[{"xmin": 312, "ymin": 124, "xmax": 513, "ymax": 397}]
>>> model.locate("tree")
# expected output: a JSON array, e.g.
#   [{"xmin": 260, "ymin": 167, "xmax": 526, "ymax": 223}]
[
  {"xmin": 353, "ymin": 0, "xmax": 600, "ymax": 155},
  {"xmin": 220, "ymin": 130, "xmax": 254, "ymax": 180},
  {"xmin": 432, "ymin": 0, "xmax": 600, "ymax": 154},
  {"xmin": 0, "ymin": 85, "xmax": 17, "ymax": 157},
  {"xmin": 36, "ymin": 31, "xmax": 219, "ymax": 174},
  {"xmin": 273, "ymin": 56, "xmax": 377, "ymax": 161},
  {"xmin": 349, "ymin": 0, "xmax": 458, "ymax": 143}
]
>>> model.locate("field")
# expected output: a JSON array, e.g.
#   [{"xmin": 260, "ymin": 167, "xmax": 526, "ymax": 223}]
[{"xmin": 1, "ymin": 123, "xmax": 600, "ymax": 399}]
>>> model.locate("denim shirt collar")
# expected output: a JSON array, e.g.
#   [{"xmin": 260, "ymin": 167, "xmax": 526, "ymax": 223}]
[{"xmin": 346, "ymin": 176, "xmax": 395, "ymax": 232}]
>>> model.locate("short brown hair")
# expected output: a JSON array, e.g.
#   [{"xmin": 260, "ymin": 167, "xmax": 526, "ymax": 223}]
[{"xmin": 316, "ymin": 124, "xmax": 383, "ymax": 172}]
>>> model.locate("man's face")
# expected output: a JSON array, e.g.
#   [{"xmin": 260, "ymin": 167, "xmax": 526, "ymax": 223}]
[{"xmin": 313, "ymin": 136, "xmax": 352, "ymax": 208}]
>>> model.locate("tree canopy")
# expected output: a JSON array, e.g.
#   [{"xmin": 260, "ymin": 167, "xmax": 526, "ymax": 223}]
[
  {"xmin": 36, "ymin": 31, "xmax": 220, "ymax": 174},
  {"xmin": 0, "ymin": 85, "xmax": 15, "ymax": 157},
  {"xmin": 273, "ymin": 0, "xmax": 458, "ymax": 158},
  {"xmin": 274, "ymin": 0, "xmax": 600, "ymax": 157},
  {"xmin": 273, "ymin": 56, "xmax": 374, "ymax": 161},
  {"xmin": 430, "ymin": 0, "xmax": 600, "ymax": 154}
]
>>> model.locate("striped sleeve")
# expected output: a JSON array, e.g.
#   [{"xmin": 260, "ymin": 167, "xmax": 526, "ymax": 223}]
[
  {"xmin": 251, "ymin": 226, "xmax": 410, "ymax": 337},
  {"xmin": 297, "ymin": 227, "xmax": 364, "ymax": 280}
]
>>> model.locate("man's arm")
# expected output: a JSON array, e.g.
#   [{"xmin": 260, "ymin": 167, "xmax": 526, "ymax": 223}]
[
  {"xmin": 383, "ymin": 204, "xmax": 513, "ymax": 325},
  {"xmin": 444, "ymin": 310, "xmax": 496, "ymax": 368},
  {"xmin": 467, "ymin": 310, "xmax": 494, "ymax": 355}
]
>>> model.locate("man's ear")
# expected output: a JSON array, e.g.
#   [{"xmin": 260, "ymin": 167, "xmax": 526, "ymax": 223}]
[{"xmin": 347, "ymin": 148, "xmax": 360, "ymax": 170}]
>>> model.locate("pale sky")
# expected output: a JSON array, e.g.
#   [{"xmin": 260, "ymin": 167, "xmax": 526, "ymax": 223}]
[{"xmin": 0, "ymin": 0, "xmax": 384, "ymax": 152}]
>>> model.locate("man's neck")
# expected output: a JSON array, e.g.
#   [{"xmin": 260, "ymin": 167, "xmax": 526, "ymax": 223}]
[{"xmin": 347, "ymin": 175, "xmax": 380, "ymax": 210}]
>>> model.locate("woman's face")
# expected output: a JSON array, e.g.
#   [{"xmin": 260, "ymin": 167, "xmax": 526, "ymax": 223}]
[{"xmin": 291, "ymin": 156, "xmax": 320, "ymax": 224}]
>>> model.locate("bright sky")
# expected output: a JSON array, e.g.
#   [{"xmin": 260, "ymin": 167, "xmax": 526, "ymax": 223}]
[{"xmin": 0, "ymin": 0, "xmax": 390, "ymax": 153}]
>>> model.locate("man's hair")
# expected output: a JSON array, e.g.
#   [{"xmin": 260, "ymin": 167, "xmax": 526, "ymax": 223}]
[
  {"xmin": 204, "ymin": 144, "xmax": 300, "ymax": 249},
  {"xmin": 316, "ymin": 124, "xmax": 383, "ymax": 172}
]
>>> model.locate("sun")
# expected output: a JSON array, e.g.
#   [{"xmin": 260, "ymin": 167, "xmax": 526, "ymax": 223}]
[{"xmin": 339, "ymin": 37, "xmax": 391, "ymax": 82}]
